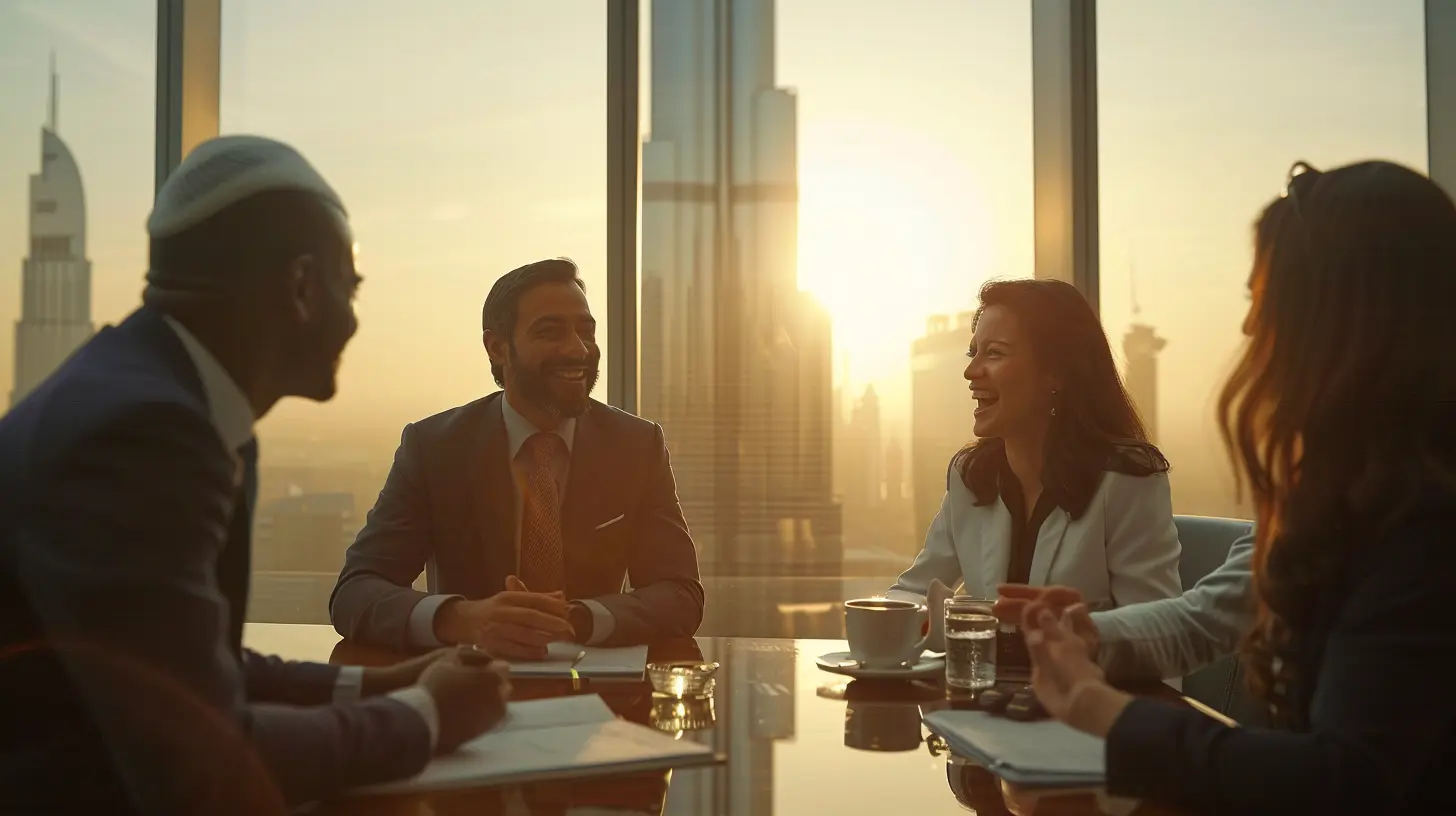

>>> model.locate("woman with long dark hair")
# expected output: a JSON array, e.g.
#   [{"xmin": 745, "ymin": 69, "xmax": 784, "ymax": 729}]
[
  {"xmin": 888, "ymin": 278, "xmax": 1181, "ymax": 613},
  {"xmin": 1021, "ymin": 160, "xmax": 1456, "ymax": 812}
]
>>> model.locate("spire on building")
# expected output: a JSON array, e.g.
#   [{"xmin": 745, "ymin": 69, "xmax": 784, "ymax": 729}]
[
  {"xmin": 47, "ymin": 52, "xmax": 58, "ymax": 133},
  {"xmin": 1129, "ymin": 242, "xmax": 1141, "ymax": 319}
]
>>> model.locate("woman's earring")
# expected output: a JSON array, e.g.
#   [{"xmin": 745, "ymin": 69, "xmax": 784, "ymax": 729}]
[{"xmin": 1050, "ymin": 389, "xmax": 1058, "ymax": 417}]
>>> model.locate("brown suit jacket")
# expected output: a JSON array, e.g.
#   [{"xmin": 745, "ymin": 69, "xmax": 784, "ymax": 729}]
[{"xmin": 329, "ymin": 393, "xmax": 704, "ymax": 649}]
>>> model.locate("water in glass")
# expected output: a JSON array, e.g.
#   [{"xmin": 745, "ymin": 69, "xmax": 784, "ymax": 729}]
[{"xmin": 944, "ymin": 601, "xmax": 997, "ymax": 690}]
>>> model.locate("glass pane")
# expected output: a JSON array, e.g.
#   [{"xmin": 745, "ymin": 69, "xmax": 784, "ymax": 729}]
[
  {"xmin": 1098, "ymin": 0, "xmax": 1428, "ymax": 519},
  {"xmin": 0, "ymin": 1, "xmax": 155, "ymax": 409},
  {"xmin": 638, "ymin": 0, "xmax": 1034, "ymax": 637},
  {"xmin": 223, "ymin": 0, "xmax": 607, "ymax": 623}
]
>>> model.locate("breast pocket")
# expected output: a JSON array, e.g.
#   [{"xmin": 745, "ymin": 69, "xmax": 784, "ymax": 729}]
[
  {"xmin": 573, "ymin": 512, "xmax": 632, "ymax": 593},
  {"xmin": 593, "ymin": 513, "xmax": 627, "ymax": 532}
]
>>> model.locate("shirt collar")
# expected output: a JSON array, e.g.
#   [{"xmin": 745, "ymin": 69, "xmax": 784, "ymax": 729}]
[
  {"xmin": 161, "ymin": 315, "xmax": 256, "ymax": 452},
  {"xmin": 500, "ymin": 392, "xmax": 575, "ymax": 459}
]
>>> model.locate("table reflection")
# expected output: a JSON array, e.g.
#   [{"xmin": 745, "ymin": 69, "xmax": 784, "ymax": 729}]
[
  {"xmin": 244, "ymin": 625, "xmax": 1185, "ymax": 815},
  {"xmin": 839, "ymin": 679, "xmax": 940, "ymax": 752}
]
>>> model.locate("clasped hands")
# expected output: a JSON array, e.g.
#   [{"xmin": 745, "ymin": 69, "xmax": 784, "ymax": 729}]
[
  {"xmin": 357, "ymin": 573, "xmax": 580, "ymax": 753},
  {"xmin": 994, "ymin": 584, "xmax": 1133, "ymax": 738},
  {"xmin": 432, "ymin": 574, "xmax": 577, "ymax": 660}
]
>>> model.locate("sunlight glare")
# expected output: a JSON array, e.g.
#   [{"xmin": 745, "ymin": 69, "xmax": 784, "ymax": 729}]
[{"xmin": 797, "ymin": 125, "xmax": 992, "ymax": 394}]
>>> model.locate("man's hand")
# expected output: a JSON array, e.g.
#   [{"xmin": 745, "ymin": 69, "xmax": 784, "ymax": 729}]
[
  {"xmin": 358, "ymin": 647, "xmax": 451, "ymax": 697},
  {"xmin": 509, "ymin": 576, "xmax": 594, "ymax": 644},
  {"xmin": 1022, "ymin": 603, "xmax": 1130, "ymax": 738},
  {"xmin": 417, "ymin": 646, "xmax": 512, "ymax": 753},
  {"xmin": 995, "ymin": 584, "xmax": 1100, "ymax": 660},
  {"xmin": 433, "ymin": 578, "xmax": 573, "ymax": 659}
]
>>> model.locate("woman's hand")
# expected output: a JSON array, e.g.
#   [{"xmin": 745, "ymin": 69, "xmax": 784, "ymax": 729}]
[
  {"xmin": 1022, "ymin": 602, "xmax": 1133, "ymax": 738},
  {"xmin": 996, "ymin": 584, "xmax": 1101, "ymax": 659}
]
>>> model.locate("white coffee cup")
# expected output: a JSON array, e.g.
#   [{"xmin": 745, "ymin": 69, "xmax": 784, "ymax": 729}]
[{"xmin": 844, "ymin": 597, "xmax": 930, "ymax": 669}]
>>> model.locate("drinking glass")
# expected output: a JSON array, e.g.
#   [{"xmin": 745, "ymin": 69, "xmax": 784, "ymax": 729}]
[{"xmin": 943, "ymin": 596, "xmax": 998, "ymax": 689}]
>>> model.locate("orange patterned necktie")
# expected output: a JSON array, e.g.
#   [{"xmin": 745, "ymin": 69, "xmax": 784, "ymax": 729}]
[{"xmin": 518, "ymin": 432, "xmax": 567, "ymax": 592}]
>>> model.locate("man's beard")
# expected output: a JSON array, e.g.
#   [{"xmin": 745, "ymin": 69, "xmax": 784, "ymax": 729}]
[{"xmin": 509, "ymin": 345, "xmax": 599, "ymax": 418}]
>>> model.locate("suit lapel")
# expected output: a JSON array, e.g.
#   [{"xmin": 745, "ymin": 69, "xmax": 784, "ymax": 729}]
[
  {"xmin": 467, "ymin": 396, "xmax": 516, "ymax": 595},
  {"xmin": 1026, "ymin": 510, "xmax": 1071, "ymax": 586},
  {"xmin": 560, "ymin": 407, "xmax": 610, "ymax": 597},
  {"xmin": 975, "ymin": 501, "xmax": 1014, "ymax": 597}
]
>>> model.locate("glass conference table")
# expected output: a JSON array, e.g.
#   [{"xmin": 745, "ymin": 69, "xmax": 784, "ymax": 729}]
[{"xmin": 245, "ymin": 624, "xmax": 1191, "ymax": 815}]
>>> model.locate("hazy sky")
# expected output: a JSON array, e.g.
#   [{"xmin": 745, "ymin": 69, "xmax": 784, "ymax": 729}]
[{"xmin": 0, "ymin": 0, "xmax": 1430, "ymax": 504}]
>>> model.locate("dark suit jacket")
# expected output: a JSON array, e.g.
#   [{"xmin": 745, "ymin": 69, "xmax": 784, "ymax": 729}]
[
  {"xmin": 1103, "ymin": 500, "xmax": 1456, "ymax": 815},
  {"xmin": 0, "ymin": 307, "xmax": 430, "ymax": 815},
  {"xmin": 329, "ymin": 392, "xmax": 705, "ymax": 650}
]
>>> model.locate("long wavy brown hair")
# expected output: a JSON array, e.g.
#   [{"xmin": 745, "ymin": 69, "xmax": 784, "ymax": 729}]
[
  {"xmin": 1220, "ymin": 161, "xmax": 1456, "ymax": 727},
  {"xmin": 956, "ymin": 278, "xmax": 1167, "ymax": 519}
]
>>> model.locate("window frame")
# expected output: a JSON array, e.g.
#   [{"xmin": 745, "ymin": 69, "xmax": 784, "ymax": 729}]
[{"xmin": 160, "ymin": 0, "xmax": 1453, "ymax": 399}]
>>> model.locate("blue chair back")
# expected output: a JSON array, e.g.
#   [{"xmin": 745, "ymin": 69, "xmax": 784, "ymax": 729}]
[{"xmin": 1173, "ymin": 515, "xmax": 1267, "ymax": 724}]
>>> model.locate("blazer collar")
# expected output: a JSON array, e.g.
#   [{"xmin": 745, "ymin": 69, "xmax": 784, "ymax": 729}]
[
  {"xmin": 161, "ymin": 315, "xmax": 256, "ymax": 452},
  {"xmin": 1025, "ymin": 511, "xmax": 1071, "ymax": 587},
  {"xmin": 118, "ymin": 306, "xmax": 208, "ymax": 406},
  {"xmin": 975, "ymin": 495, "xmax": 1073, "ymax": 592},
  {"xmin": 467, "ymin": 396, "xmax": 515, "ymax": 591}
]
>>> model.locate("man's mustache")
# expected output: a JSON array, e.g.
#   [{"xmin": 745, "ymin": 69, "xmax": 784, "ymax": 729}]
[{"xmin": 543, "ymin": 357, "xmax": 599, "ymax": 372}]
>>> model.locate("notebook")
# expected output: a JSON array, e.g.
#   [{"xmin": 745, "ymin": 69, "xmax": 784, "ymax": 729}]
[
  {"xmin": 507, "ymin": 642, "xmax": 650, "ymax": 679},
  {"xmin": 922, "ymin": 709, "xmax": 1106, "ymax": 788},
  {"xmin": 349, "ymin": 694, "xmax": 718, "ymax": 795}
]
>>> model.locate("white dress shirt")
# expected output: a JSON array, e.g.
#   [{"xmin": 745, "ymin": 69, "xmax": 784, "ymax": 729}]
[
  {"xmin": 406, "ymin": 394, "xmax": 617, "ymax": 647},
  {"xmin": 161, "ymin": 315, "xmax": 438, "ymax": 748}
]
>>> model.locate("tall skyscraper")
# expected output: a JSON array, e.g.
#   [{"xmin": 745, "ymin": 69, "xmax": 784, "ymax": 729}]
[
  {"xmin": 12, "ymin": 59, "xmax": 93, "ymax": 407},
  {"xmin": 1123, "ymin": 266, "xmax": 1166, "ymax": 442},
  {"xmin": 910, "ymin": 312, "xmax": 976, "ymax": 537},
  {"xmin": 641, "ymin": 0, "xmax": 840, "ymax": 583},
  {"xmin": 1123, "ymin": 323, "xmax": 1166, "ymax": 443}
]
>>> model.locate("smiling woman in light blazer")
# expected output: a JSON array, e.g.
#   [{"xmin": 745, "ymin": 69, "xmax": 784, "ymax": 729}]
[{"xmin": 889, "ymin": 278, "xmax": 1181, "ymax": 611}]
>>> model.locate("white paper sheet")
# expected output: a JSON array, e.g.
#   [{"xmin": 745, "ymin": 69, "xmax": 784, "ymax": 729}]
[
  {"xmin": 493, "ymin": 694, "xmax": 615, "ymax": 735},
  {"xmin": 507, "ymin": 643, "xmax": 650, "ymax": 679},
  {"xmin": 349, "ymin": 695, "xmax": 715, "ymax": 796}
]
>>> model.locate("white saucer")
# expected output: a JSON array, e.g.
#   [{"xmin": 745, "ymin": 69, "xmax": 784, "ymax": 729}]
[{"xmin": 815, "ymin": 651, "xmax": 946, "ymax": 680}]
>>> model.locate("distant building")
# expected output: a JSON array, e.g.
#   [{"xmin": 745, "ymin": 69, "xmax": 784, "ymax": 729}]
[
  {"xmin": 640, "ymin": 0, "xmax": 840, "ymax": 590},
  {"xmin": 842, "ymin": 385, "xmax": 883, "ymax": 510},
  {"xmin": 880, "ymin": 437, "xmax": 915, "ymax": 555},
  {"xmin": 253, "ymin": 492, "xmax": 356, "ymax": 574},
  {"xmin": 1123, "ymin": 323, "xmax": 1166, "ymax": 443},
  {"xmin": 910, "ymin": 312, "xmax": 976, "ymax": 537},
  {"xmin": 13, "ymin": 60, "xmax": 93, "ymax": 407},
  {"xmin": 834, "ymin": 386, "xmax": 915, "ymax": 572}
]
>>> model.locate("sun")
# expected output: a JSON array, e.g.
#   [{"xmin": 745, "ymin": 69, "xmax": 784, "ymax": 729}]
[{"xmin": 796, "ymin": 122, "xmax": 992, "ymax": 390}]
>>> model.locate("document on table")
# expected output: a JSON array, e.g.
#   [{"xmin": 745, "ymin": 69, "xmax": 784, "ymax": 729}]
[
  {"xmin": 349, "ymin": 694, "xmax": 719, "ymax": 795},
  {"xmin": 922, "ymin": 709, "xmax": 1106, "ymax": 788},
  {"xmin": 507, "ymin": 642, "xmax": 650, "ymax": 679}
]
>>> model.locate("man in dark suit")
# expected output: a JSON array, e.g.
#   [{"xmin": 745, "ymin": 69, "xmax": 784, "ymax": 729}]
[
  {"xmin": 0, "ymin": 135, "xmax": 508, "ymax": 815},
  {"xmin": 330, "ymin": 258, "xmax": 704, "ymax": 656}
]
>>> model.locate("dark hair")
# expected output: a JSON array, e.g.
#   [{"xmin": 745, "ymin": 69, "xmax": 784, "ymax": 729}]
[
  {"xmin": 1220, "ymin": 161, "xmax": 1456, "ymax": 727},
  {"xmin": 954, "ymin": 278, "xmax": 1167, "ymax": 518},
  {"xmin": 145, "ymin": 188, "xmax": 347, "ymax": 300},
  {"xmin": 481, "ymin": 257, "xmax": 586, "ymax": 387}
]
